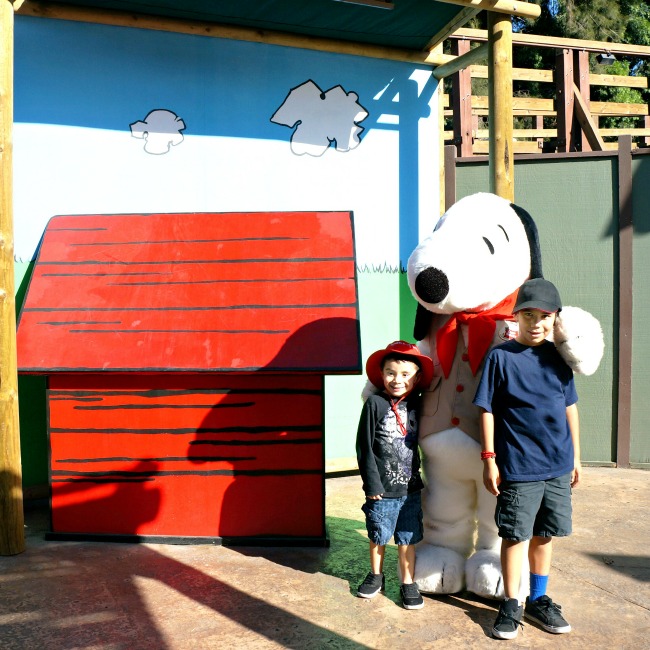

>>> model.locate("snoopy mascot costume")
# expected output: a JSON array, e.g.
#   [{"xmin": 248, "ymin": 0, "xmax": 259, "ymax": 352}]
[{"xmin": 406, "ymin": 192, "xmax": 604, "ymax": 598}]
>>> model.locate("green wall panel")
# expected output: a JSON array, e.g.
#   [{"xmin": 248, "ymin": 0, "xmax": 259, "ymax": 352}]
[
  {"xmin": 631, "ymin": 157, "xmax": 650, "ymax": 464},
  {"xmin": 456, "ymin": 158, "xmax": 617, "ymax": 463}
]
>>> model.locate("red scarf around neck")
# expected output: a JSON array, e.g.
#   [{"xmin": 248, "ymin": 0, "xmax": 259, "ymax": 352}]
[{"xmin": 436, "ymin": 290, "xmax": 518, "ymax": 378}]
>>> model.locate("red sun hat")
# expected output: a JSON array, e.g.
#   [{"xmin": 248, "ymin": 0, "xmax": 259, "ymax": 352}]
[{"xmin": 366, "ymin": 340, "xmax": 434, "ymax": 391}]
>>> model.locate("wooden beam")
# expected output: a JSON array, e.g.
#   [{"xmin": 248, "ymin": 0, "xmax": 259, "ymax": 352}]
[
  {"xmin": 435, "ymin": 0, "xmax": 541, "ymax": 19},
  {"xmin": 470, "ymin": 64, "xmax": 553, "ymax": 83},
  {"xmin": 450, "ymin": 39, "xmax": 474, "ymax": 157},
  {"xmin": 453, "ymin": 27, "xmax": 650, "ymax": 57},
  {"xmin": 432, "ymin": 42, "xmax": 488, "ymax": 79},
  {"xmin": 555, "ymin": 49, "xmax": 575, "ymax": 152},
  {"xmin": 616, "ymin": 135, "xmax": 633, "ymax": 468},
  {"xmin": 574, "ymin": 49, "xmax": 591, "ymax": 152},
  {"xmin": 572, "ymin": 82, "xmax": 606, "ymax": 151},
  {"xmin": 425, "ymin": 7, "xmax": 479, "ymax": 52},
  {"xmin": 488, "ymin": 12, "xmax": 514, "ymax": 201},
  {"xmin": 0, "ymin": 0, "xmax": 25, "ymax": 556},
  {"xmin": 590, "ymin": 73, "xmax": 648, "ymax": 89},
  {"xmin": 18, "ymin": 1, "xmax": 433, "ymax": 64}
]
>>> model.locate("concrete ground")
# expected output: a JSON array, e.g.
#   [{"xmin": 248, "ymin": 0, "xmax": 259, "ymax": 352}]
[{"xmin": 1, "ymin": 467, "xmax": 648, "ymax": 649}]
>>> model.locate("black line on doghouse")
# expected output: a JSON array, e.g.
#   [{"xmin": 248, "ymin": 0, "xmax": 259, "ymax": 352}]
[
  {"xmin": 52, "ymin": 468, "xmax": 321, "ymax": 478},
  {"xmin": 108, "ymin": 276, "xmax": 354, "ymax": 287},
  {"xmin": 70, "ymin": 236, "xmax": 309, "ymax": 246},
  {"xmin": 49, "ymin": 388, "xmax": 323, "ymax": 398},
  {"xmin": 67, "ymin": 329, "xmax": 292, "ymax": 335},
  {"xmin": 34, "ymin": 256, "xmax": 354, "ymax": 266},
  {"xmin": 188, "ymin": 438, "xmax": 321, "ymax": 447},
  {"xmin": 50, "ymin": 425, "xmax": 322, "ymax": 435},
  {"xmin": 56, "ymin": 455, "xmax": 257, "ymax": 463},
  {"xmin": 23, "ymin": 302, "xmax": 356, "ymax": 312},
  {"xmin": 73, "ymin": 401, "xmax": 256, "ymax": 410}
]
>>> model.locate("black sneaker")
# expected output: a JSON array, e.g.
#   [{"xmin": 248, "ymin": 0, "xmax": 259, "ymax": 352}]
[
  {"xmin": 400, "ymin": 583, "xmax": 424, "ymax": 610},
  {"xmin": 492, "ymin": 598, "xmax": 524, "ymax": 640},
  {"xmin": 357, "ymin": 572, "xmax": 384, "ymax": 599},
  {"xmin": 524, "ymin": 595, "xmax": 571, "ymax": 634}
]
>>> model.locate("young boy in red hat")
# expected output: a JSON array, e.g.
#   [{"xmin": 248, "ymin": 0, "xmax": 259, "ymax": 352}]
[{"xmin": 356, "ymin": 340, "xmax": 434, "ymax": 610}]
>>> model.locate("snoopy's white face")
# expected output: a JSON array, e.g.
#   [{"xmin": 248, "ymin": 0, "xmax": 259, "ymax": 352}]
[{"xmin": 407, "ymin": 193, "xmax": 533, "ymax": 314}]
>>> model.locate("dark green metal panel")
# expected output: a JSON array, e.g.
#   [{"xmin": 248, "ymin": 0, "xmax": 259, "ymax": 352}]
[
  {"xmin": 52, "ymin": 0, "xmax": 465, "ymax": 49},
  {"xmin": 456, "ymin": 158, "xmax": 617, "ymax": 464},
  {"xmin": 631, "ymin": 157, "xmax": 650, "ymax": 465}
]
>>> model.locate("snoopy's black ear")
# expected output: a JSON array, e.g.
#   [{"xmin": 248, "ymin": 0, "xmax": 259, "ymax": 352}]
[
  {"xmin": 414, "ymin": 303, "xmax": 433, "ymax": 341},
  {"xmin": 510, "ymin": 203, "xmax": 543, "ymax": 279}
]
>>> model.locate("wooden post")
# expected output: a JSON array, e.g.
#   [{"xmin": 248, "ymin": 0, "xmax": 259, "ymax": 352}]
[
  {"xmin": 0, "ymin": 0, "xmax": 25, "ymax": 555},
  {"xmin": 555, "ymin": 48, "xmax": 574, "ymax": 152},
  {"xmin": 451, "ymin": 39, "xmax": 474, "ymax": 157},
  {"xmin": 574, "ymin": 49, "xmax": 591, "ymax": 152},
  {"xmin": 617, "ymin": 136, "xmax": 633, "ymax": 468},
  {"xmin": 487, "ymin": 12, "xmax": 514, "ymax": 201}
]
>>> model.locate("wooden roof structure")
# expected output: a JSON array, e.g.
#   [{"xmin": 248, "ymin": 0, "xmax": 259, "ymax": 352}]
[
  {"xmin": 17, "ymin": 211, "xmax": 360, "ymax": 374},
  {"xmin": 1, "ymin": 0, "xmax": 542, "ymax": 553}
]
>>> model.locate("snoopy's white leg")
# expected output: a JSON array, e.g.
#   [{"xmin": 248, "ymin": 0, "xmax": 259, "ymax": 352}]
[
  {"xmin": 415, "ymin": 429, "xmax": 480, "ymax": 594},
  {"xmin": 465, "ymin": 465, "xmax": 502, "ymax": 599}
]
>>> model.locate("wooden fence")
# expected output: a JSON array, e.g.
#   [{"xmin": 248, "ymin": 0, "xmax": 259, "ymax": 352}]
[{"xmin": 442, "ymin": 28, "xmax": 650, "ymax": 156}]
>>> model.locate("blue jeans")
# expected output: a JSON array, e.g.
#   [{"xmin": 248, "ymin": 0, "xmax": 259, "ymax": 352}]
[{"xmin": 361, "ymin": 491, "xmax": 423, "ymax": 546}]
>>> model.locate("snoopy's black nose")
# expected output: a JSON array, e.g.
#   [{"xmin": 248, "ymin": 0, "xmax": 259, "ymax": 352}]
[{"xmin": 414, "ymin": 267, "xmax": 449, "ymax": 304}]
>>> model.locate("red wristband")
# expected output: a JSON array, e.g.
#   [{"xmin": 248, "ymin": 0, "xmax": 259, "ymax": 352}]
[{"xmin": 481, "ymin": 451, "xmax": 496, "ymax": 460}]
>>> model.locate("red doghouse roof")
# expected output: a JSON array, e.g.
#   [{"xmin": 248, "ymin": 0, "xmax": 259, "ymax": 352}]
[{"xmin": 17, "ymin": 211, "xmax": 360, "ymax": 374}]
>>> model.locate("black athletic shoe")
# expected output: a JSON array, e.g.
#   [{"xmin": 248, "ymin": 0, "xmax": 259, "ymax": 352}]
[
  {"xmin": 400, "ymin": 583, "xmax": 424, "ymax": 610},
  {"xmin": 492, "ymin": 598, "xmax": 524, "ymax": 640},
  {"xmin": 357, "ymin": 572, "xmax": 385, "ymax": 599},
  {"xmin": 524, "ymin": 595, "xmax": 571, "ymax": 634}
]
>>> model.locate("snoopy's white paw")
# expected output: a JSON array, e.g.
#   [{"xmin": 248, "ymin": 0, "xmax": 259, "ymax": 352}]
[
  {"xmin": 553, "ymin": 306, "xmax": 604, "ymax": 376},
  {"xmin": 465, "ymin": 549, "xmax": 503, "ymax": 599},
  {"xmin": 414, "ymin": 544, "xmax": 465, "ymax": 594}
]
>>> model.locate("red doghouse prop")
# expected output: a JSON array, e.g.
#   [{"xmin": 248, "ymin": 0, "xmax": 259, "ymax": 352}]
[{"xmin": 17, "ymin": 211, "xmax": 360, "ymax": 545}]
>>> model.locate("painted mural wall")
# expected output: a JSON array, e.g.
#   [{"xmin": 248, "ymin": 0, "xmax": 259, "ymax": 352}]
[{"xmin": 14, "ymin": 15, "xmax": 441, "ymax": 486}]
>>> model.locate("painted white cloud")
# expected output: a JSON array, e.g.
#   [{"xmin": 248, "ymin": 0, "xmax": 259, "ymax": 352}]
[
  {"xmin": 271, "ymin": 80, "xmax": 368, "ymax": 157},
  {"xmin": 130, "ymin": 109, "xmax": 186, "ymax": 155}
]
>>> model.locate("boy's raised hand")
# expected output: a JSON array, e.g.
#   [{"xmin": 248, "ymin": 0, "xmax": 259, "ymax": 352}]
[{"xmin": 483, "ymin": 460, "xmax": 501, "ymax": 496}]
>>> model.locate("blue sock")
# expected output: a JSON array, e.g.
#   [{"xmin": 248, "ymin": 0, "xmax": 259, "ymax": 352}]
[{"xmin": 529, "ymin": 573, "xmax": 548, "ymax": 602}]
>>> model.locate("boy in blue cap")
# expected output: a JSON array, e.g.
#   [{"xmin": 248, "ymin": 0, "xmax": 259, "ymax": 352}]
[{"xmin": 473, "ymin": 278, "xmax": 581, "ymax": 640}]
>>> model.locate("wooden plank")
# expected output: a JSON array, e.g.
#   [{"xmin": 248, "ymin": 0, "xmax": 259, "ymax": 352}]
[
  {"xmin": 573, "ymin": 82, "xmax": 606, "ymax": 151},
  {"xmin": 590, "ymin": 101, "xmax": 649, "ymax": 117},
  {"xmin": 451, "ymin": 39, "xmax": 474, "ymax": 157},
  {"xmin": 0, "ymin": 0, "xmax": 25, "ymax": 557},
  {"xmin": 601, "ymin": 127, "xmax": 650, "ymax": 137},
  {"xmin": 473, "ymin": 140, "xmax": 540, "ymax": 154},
  {"xmin": 556, "ymin": 49, "xmax": 575, "ymax": 152},
  {"xmin": 475, "ymin": 128, "xmax": 557, "ymax": 138},
  {"xmin": 575, "ymin": 49, "xmax": 591, "ymax": 152},
  {"xmin": 432, "ymin": 42, "xmax": 488, "ymax": 79},
  {"xmin": 487, "ymin": 12, "xmax": 513, "ymax": 201},
  {"xmin": 435, "ymin": 0, "xmax": 540, "ymax": 19},
  {"xmin": 617, "ymin": 136, "xmax": 633, "ymax": 468},
  {"xmin": 453, "ymin": 27, "xmax": 650, "ymax": 57},
  {"xmin": 425, "ymin": 7, "xmax": 479, "ymax": 52},
  {"xmin": 469, "ymin": 64, "xmax": 553, "ymax": 83},
  {"xmin": 590, "ymin": 73, "xmax": 648, "ymax": 89},
  {"xmin": 18, "ymin": 1, "xmax": 431, "ymax": 64},
  {"xmin": 465, "ymin": 64, "xmax": 646, "ymax": 89}
]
